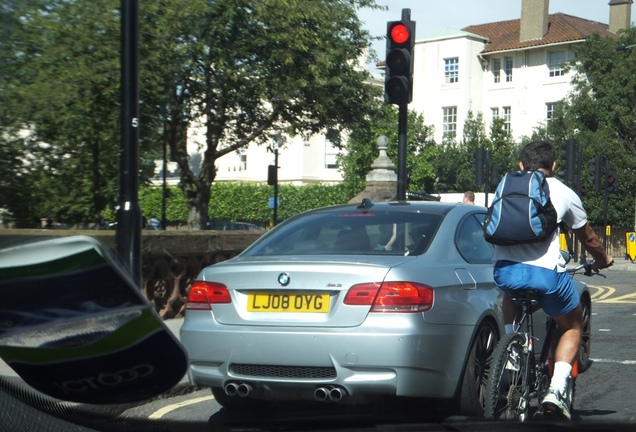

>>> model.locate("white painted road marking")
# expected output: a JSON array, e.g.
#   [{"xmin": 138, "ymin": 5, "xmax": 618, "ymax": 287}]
[{"xmin": 591, "ymin": 358, "xmax": 636, "ymax": 365}]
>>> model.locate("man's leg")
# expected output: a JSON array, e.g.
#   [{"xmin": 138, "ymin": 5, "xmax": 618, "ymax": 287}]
[
  {"xmin": 552, "ymin": 304, "xmax": 583, "ymax": 365},
  {"xmin": 542, "ymin": 303, "xmax": 581, "ymax": 419}
]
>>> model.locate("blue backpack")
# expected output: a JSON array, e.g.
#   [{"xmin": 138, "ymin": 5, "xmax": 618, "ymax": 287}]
[{"xmin": 483, "ymin": 170, "xmax": 558, "ymax": 246}]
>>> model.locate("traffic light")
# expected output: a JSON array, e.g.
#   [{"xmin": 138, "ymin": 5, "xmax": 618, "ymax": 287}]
[
  {"xmin": 384, "ymin": 14, "xmax": 415, "ymax": 105},
  {"xmin": 473, "ymin": 148, "xmax": 486, "ymax": 188},
  {"xmin": 491, "ymin": 164, "xmax": 502, "ymax": 186},
  {"xmin": 559, "ymin": 140, "xmax": 576, "ymax": 187},
  {"xmin": 607, "ymin": 173, "xmax": 617, "ymax": 193},
  {"xmin": 587, "ymin": 157, "xmax": 601, "ymax": 193},
  {"xmin": 267, "ymin": 164, "xmax": 277, "ymax": 186}
]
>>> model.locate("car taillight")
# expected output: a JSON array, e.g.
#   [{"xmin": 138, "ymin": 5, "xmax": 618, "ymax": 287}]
[
  {"xmin": 344, "ymin": 283, "xmax": 381, "ymax": 305},
  {"xmin": 344, "ymin": 282, "xmax": 433, "ymax": 313},
  {"xmin": 186, "ymin": 281, "xmax": 231, "ymax": 310}
]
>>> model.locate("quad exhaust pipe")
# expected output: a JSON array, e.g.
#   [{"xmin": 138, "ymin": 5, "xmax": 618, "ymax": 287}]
[
  {"xmin": 224, "ymin": 382, "xmax": 252, "ymax": 397},
  {"xmin": 313, "ymin": 386, "xmax": 346, "ymax": 402},
  {"xmin": 224, "ymin": 382, "xmax": 239, "ymax": 396},
  {"xmin": 224, "ymin": 381, "xmax": 346, "ymax": 402},
  {"xmin": 237, "ymin": 382, "xmax": 252, "ymax": 397}
]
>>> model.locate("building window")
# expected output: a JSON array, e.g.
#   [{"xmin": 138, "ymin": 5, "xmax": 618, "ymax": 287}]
[
  {"xmin": 546, "ymin": 102, "xmax": 557, "ymax": 122},
  {"xmin": 443, "ymin": 106, "xmax": 458, "ymax": 138},
  {"xmin": 239, "ymin": 154, "xmax": 247, "ymax": 171},
  {"xmin": 549, "ymin": 51, "xmax": 566, "ymax": 77},
  {"xmin": 444, "ymin": 57, "xmax": 459, "ymax": 84},
  {"xmin": 492, "ymin": 59, "xmax": 501, "ymax": 83},
  {"xmin": 325, "ymin": 129, "xmax": 340, "ymax": 169},
  {"xmin": 504, "ymin": 57, "xmax": 513, "ymax": 82},
  {"xmin": 502, "ymin": 106, "xmax": 512, "ymax": 133},
  {"xmin": 491, "ymin": 107, "xmax": 499, "ymax": 122}
]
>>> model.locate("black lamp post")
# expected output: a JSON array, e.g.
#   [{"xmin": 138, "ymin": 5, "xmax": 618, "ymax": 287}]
[
  {"xmin": 268, "ymin": 133, "xmax": 283, "ymax": 227},
  {"xmin": 116, "ymin": 0, "xmax": 141, "ymax": 284}
]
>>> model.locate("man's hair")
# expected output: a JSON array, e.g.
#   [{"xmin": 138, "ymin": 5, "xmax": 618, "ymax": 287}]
[
  {"xmin": 519, "ymin": 141, "xmax": 555, "ymax": 171},
  {"xmin": 463, "ymin": 191, "xmax": 475, "ymax": 202}
]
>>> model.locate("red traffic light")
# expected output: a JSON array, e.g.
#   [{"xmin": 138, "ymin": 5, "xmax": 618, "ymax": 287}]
[
  {"xmin": 389, "ymin": 23, "xmax": 410, "ymax": 44},
  {"xmin": 607, "ymin": 173, "xmax": 617, "ymax": 193}
]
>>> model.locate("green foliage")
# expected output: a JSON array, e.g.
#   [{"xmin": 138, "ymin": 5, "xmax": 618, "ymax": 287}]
[
  {"xmin": 209, "ymin": 183, "xmax": 351, "ymax": 225},
  {"xmin": 136, "ymin": 186, "xmax": 188, "ymax": 224},
  {"xmin": 135, "ymin": 183, "xmax": 353, "ymax": 227},
  {"xmin": 1, "ymin": 0, "xmax": 382, "ymax": 229},
  {"xmin": 433, "ymin": 111, "xmax": 519, "ymax": 194},
  {"xmin": 339, "ymin": 101, "xmax": 437, "ymax": 195},
  {"xmin": 535, "ymin": 30, "xmax": 636, "ymax": 227}
]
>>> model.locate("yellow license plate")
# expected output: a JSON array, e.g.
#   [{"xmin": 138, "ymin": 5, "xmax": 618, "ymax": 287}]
[{"xmin": 247, "ymin": 292, "xmax": 329, "ymax": 313}]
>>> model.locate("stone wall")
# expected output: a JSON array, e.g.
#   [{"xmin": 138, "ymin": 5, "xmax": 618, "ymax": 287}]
[{"xmin": 0, "ymin": 230, "xmax": 264, "ymax": 319}]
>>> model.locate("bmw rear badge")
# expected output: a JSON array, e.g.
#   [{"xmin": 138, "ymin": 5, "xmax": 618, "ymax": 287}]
[{"xmin": 278, "ymin": 273, "xmax": 290, "ymax": 286}]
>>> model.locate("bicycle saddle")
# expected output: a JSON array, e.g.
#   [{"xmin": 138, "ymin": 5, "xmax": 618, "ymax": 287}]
[{"xmin": 510, "ymin": 289, "xmax": 542, "ymax": 302}]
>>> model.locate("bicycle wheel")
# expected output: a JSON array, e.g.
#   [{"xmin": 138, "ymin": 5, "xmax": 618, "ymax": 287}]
[{"xmin": 484, "ymin": 332, "xmax": 529, "ymax": 420}]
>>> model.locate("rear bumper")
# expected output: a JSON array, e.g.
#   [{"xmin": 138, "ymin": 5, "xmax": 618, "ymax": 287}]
[{"xmin": 181, "ymin": 312, "xmax": 474, "ymax": 401}]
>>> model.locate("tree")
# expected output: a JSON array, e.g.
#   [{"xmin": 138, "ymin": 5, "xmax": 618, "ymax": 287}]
[
  {"xmin": 432, "ymin": 111, "xmax": 519, "ymax": 195},
  {"xmin": 542, "ymin": 30, "xmax": 636, "ymax": 227},
  {"xmin": 143, "ymin": 0, "xmax": 382, "ymax": 229},
  {"xmin": 1, "ymin": 0, "xmax": 383, "ymax": 228},
  {"xmin": 0, "ymin": 0, "xmax": 135, "ymax": 226},
  {"xmin": 488, "ymin": 117, "xmax": 519, "ymax": 184}
]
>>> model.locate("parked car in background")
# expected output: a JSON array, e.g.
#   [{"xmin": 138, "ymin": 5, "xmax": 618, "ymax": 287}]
[
  {"xmin": 181, "ymin": 199, "xmax": 591, "ymax": 417},
  {"xmin": 207, "ymin": 220, "xmax": 264, "ymax": 231}
]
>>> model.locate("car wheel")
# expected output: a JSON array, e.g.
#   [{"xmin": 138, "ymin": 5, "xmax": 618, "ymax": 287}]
[
  {"xmin": 210, "ymin": 387, "xmax": 270, "ymax": 411},
  {"xmin": 578, "ymin": 295, "xmax": 592, "ymax": 372},
  {"xmin": 458, "ymin": 321, "xmax": 499, "ymax": 416}
]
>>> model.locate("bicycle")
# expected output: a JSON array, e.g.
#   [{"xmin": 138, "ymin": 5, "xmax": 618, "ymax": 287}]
[{"xmin": 484, "ymin": 257, "xmax": 599, "ymax": 421}]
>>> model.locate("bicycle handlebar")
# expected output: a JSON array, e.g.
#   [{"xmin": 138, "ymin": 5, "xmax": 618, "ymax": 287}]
[{"xmin": 568, "ymin": 260, "xmax": 604, "ymax": 278}]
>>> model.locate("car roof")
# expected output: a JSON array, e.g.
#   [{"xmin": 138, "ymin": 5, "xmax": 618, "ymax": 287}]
[{"xmin": 309, "ymin": 199, "xmax": 482, "ymax": 216}]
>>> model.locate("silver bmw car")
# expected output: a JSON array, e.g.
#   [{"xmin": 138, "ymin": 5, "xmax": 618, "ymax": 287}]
[{"xmin": 180, "ymin": 200, "xmax": 591, "ymax": 416}]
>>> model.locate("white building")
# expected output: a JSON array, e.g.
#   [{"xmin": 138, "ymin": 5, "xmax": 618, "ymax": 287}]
[
  {"xmin": 158, "ymin": 0, "xmax": 632, "ymax": 186},
  {"xmin": 417, "ymin": 0, "xmax": 629, "ymax": 143}
]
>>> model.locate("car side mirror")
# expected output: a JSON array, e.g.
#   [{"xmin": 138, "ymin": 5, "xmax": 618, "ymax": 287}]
[{"xmin": 0, "ymin": 235, "xmax": 188, "ymax": 404}]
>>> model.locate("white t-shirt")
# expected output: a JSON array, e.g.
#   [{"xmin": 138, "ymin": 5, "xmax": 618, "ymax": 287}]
[{"xmin": 492, "ymin": 177, "xmax": 588, "ymax": 272}]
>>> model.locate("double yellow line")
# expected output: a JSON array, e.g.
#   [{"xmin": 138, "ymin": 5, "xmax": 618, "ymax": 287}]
[{"xmin": 589, "ymin": 285, "xmax": 636, "ymax": 303}]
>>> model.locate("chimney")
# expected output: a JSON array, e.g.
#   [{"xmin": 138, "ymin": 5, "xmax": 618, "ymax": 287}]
[
  {"xmin": 520, "ymin": 0, "xmax": 549, "ymax": 42},
  {"xmin": 609, "ymin": 0, "xmax": 633, "ymax": 33}
]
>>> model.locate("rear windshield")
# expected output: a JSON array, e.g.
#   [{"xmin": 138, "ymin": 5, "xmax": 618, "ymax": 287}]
[{"xmin": 243, "ymin": 210, "xmax": 444, "ymax": 257}]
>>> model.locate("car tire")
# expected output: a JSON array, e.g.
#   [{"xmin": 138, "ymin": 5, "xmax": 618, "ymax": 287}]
[
  {"xmin": 457, "ymin": 321, "xmax": 499, "ymax": 417},
  {"xmin": 578, "ymin": 294, "xmax": 592, "ymax": 372}
]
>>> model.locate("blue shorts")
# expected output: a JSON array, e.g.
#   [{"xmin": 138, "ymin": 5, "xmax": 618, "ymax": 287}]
[{"xmin": 493, "ymin": 261, "xmax": 580, "ymax": 317}]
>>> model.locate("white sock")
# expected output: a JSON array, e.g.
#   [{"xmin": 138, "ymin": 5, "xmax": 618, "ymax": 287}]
[
  {"xmin": 504, "ymin": 324, "xmax": 514, "ymax": 334},
  {"xmin": 550, "ymin": 361, "xmax": 572, "ymax": 394}
]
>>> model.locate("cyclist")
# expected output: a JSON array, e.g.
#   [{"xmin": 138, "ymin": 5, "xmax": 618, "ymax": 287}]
[{"xmin": 492, "ymin": 140, "xmax": 614, "ymax": 419}]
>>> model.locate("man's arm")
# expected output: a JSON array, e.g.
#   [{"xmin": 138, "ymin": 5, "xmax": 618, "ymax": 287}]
[{"xmin": 571, "ymin": 223, "xmax": 614, "ymax": 271}]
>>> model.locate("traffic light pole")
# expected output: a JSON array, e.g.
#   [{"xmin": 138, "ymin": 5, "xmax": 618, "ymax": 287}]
[
  {"xmin": 397, "ymin": 104, "xmax": 407, "ymax": 201},
  {"xmin": 603, "ymin": 159, "xmax": 610, "ymax": 250},
  {"xmin": 273, "ymin": 147, "xmax": 279, "ymax": 226}
]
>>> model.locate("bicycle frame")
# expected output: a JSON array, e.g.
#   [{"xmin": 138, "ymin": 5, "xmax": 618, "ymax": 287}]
[
  {"xmin": 510, "ymin": 298, "xmax": 539, "ymax": 416},
  {"xmin": 511, "ymin": 297, "xmax": 579, "ymax": 418}
]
